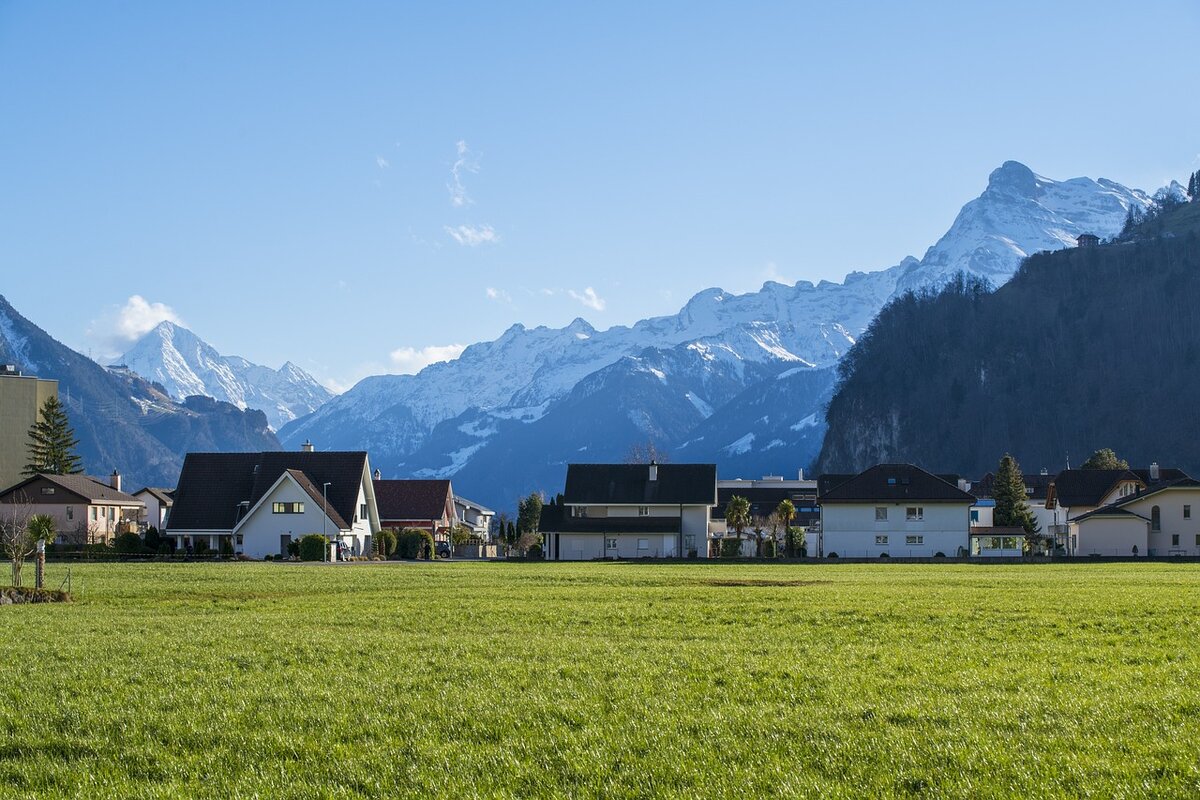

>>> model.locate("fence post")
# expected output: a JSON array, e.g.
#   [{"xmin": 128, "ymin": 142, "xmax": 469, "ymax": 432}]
[{"xmin": 35, "ymin": 538, "xmax": 45, "ymax": 589}]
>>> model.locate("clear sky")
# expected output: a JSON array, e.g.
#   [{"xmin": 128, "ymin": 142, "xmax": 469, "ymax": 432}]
[{"xmin": 2, "ymin": 1, "xmax": 1197, "ymax": 390}]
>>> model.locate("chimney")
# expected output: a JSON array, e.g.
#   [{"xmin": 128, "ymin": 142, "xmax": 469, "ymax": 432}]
[
  {"xmin": 373, "ymin": 468, "xmax": 381, "ymax": 480},
  {"xmin": 301, "ymin": 440, "xmax": 314, "ymax": 453},
  {"xmin": 110, "ymin": 470, "xmax": 121, "ymax": 492},
  {"xmin": 1150, "ymin": 462, "xmax": 1160, "ymax": 481},
  {"xmin": 649, "ymin": 460, "xmax": 658, "ymax": 482},
  {"xmin": 798, "ymin": 468, "xmax": 805, "ymax": 481}
]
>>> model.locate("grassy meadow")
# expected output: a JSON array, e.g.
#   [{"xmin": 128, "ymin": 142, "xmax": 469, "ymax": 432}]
[{"xmin": 1, "ymin": 561, "xmax": 1199, "ymax": 798}]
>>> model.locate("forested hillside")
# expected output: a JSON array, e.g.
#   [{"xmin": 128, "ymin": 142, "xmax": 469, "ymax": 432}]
[{"xmin": 817, "ymin": 206, "xmax": 1200, "ymax": 476}]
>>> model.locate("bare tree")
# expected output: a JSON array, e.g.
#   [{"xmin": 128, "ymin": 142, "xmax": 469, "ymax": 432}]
[
  {"xmin": 624, "ymin": 440, "xmax": 670, "ymax": 464},
  {"xmin": 0, "ymin": 493, "xmax": 35, "ymax": 588}
]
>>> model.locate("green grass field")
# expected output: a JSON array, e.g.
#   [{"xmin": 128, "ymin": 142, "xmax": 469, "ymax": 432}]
[{"xmin": 2, "ymin": 562, "xmax": 1198, "ymax": 798}]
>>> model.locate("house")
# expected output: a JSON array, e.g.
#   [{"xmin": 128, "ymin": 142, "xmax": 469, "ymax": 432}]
[
  {"xmin": 453, "ymin": 494, "xmax": 494, "ymax": 540},
  {"xmin": 0, "ymin": 471, "xmax": 144, "ymax": 545},
  {"xmin": 372, "ymin": 475, "xmax": 456, "ymax": 541},
  {"xmin": 1076, "ymin": 232, "xmax": 1100, "ymax": 248},
  {"xmin": 166, "ymin": 447, "xmax": 379, "ymax": 558},
  {"xmin": 818, "ymin": 464, "xmax": 975, "ymax": 557},
  {"xmin": 970, "ymin": 468, "xmax": 1055, "ymax": 533},
  {"xmin": 1073, "ymin": 477, "xmax": 1200, "ymax": 557},
  {"xmin": 132, "ymin": 487, "xmax": 174, "ymax": 530},
  {"xmin": 1044, "ymin": 464, "xmax": 1186, "ymax": 554},
  {"xmin": 0, "ymin": 365, "xmax": 57, "ymax": 491},
  {"xmin": 541, "ymin": 462, "xmax": 717, "ymax": 560},
  {"xmin": 715, "ymin": 473, "xmax": 819, "ymax": 555}
]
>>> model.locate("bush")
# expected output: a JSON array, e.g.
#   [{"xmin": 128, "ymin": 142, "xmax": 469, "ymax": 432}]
[
  {"xmin": 720, "ymin": 538, "xmax": 742, "ymax": 558},
  {"xmin": 113, "ymin": 532, "xmax": 144, "ymax": 554},
  {"xmin": 827, "ymin": 552, "xmax": 839, "ymax": 559},
  {"xmin": 219, "ymin": 538, "xmax": 234, "ymax": 557},
  {"xmin": 396, "ymin": 528, "xmax": 435, "ymax": 559},
  {"xmin": 879, "ymin": 552, "xmax": 889, "ymax": 559},
  {"xmin": 934, "ymin": 551, "xmax": 946, "ymax": 558},
  {"xmin": 374, "ymin": 529, "xmax": 397, "ymax": 558},
  {"xmin": 763, "ymin": 540, "xmax": 778, "ymax": 558},
  {"xmin": 687, "ymin": 549, "xmax": 698, "ymax": 559},
  {"xmin": 525, "ymin": 544, "xmax": 544, "ymax": 559},
  {"xmin": 286, "ymin": 539, "xmax": 301, "ymax": 558},
  {"xmin": 298, "ymin": 534, "xmax": 327, "ymax": 562},
  {"xmin": 157, "ymin": 542, "xmax": 172, "ymax": 555},
  {"xmin": 144, "ymin": 526, "xmax": 161, "ymax": 551},
  {"xmin": 194, "ymin": 540, "xmax": 210, "ymax": 555}
]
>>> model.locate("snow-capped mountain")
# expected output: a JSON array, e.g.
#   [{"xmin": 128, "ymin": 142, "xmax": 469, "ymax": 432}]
[
  {"xmin": 279, "ymin": 161, "xmax": 1153, "ymax": 507},
  {"xmin": 118, "ymin": 321, "xmax": 333, "ymax": 431},
  {"xmin": 0, "ymin": 295, "xmax": 279, "ymax": 490}
]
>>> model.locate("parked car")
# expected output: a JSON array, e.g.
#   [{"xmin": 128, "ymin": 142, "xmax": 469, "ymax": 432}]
[{"xmin": 435, "ymin": 542, "xmax": 451, "ymax": 559}]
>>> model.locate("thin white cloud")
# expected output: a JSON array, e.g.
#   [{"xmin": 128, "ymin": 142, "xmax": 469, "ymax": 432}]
[
  {"xmin": 762, "ymin": 261, "xmax": 790, "ymax": 285},
  {"xmin": 485, "ymin": 287, "xmax": 512, "ymax": 303},
  {"xmin": 388, "ymin": 343, "xmax": 467, "ymax": 375},
  {"xmin": 445, "ymin": 224, "xmax": 499, "ymax": 246},
  {"xmin": 376, "ymin": 155, "xmax": 390, "ymax": 169},
  {"xmin": 448, "ymin": 140, "xmax": 479, "ymax": 207},
  {"xmin": 567, "ymin": 287, "xmax": 606, "ymax": 312}
]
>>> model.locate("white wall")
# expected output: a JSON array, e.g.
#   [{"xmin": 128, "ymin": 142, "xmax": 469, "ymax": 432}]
[
  {"xmin": 821, "ymin": 502, "xmax": 970, "ymax": 557},
  {"xmin": 1125, "ymin": 488, "xmax": 1200, "ymax": 556},
  {"xmin": 236, "ymin": 478, "xmax": 370, "ymax": 559},
  {"xmin": 553, "ymin": 533, "xmax": 677, "ymax": 560},
  {"xmin": 1075, "ymin": 517, "xmax": 1148, "ymax": 557}
]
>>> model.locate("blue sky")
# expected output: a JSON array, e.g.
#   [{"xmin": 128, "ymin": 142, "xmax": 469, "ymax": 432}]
[{"xmin": 2, "ymin": 1, "xmax": 1197, "ymax": 390}]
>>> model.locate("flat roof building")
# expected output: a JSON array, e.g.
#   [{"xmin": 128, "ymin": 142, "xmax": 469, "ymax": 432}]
[{"xmin": 0, "ymin": 365, "xmax": 58, "ymax": 491}]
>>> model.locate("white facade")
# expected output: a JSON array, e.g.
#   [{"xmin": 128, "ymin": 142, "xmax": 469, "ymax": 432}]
[
  {"xmin": 548, "ymin": 503, "xmax": 711, "ymax": 560},
  {"xmin": 135, "ymin": 490, "xmax": 171, "ymax": 530},
  {"xmin": 821, "ymin": 502, "xmax": 971, "ymax": 558},
  {"xmin": 232, "ymin": 473, "xmax": 375, "ymax": 559},
  {"xmin": 454, "ymin": 496, "xmax": 494, "ymax": 540},
  {"xmin": 1075, "ymin": 485, "xmax": 1200, "ymax": 557},
  {"xmin": 554, "ymin": 532, "xmax": 679, "ymax": 560}
]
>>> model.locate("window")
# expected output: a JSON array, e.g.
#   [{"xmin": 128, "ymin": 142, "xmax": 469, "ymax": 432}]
[
  {"xmin": 1002, "ymin": 537, "xmax": 1019, "ymax": 550},
  {"xmin": 970, "ymin": 509, "xmax": 979, "ymax": 523},
  {"xmin": 905, "ymin": 535, "xmax": 924, "ymax": 545},
  {"xmin": 272, "ymin": 502, "xmax": 305, "ymax": 514},
  {"xmin": 875, "ymin": 535, "xmax": 888, "ymax": 545},
  {"xmin": 1195, "ymin": 534, "xmax": 1200, "ymax": 547},
  {"xmin": 1186, "ymin": 505, "xmax": 1192, "ymax": 520},
  {"xmin": 638, "ymin": 506, "xmax": 649, "ymax": 517},
  {"xmin": 983, "ymin": 537, "xmax": 1000, "ymax": 550},
  {"xmin": 360, "ymin": 503, "xmax": 368, "ymax": 520},
  {"xmin": 637, "ymin": 538, "xmax": 649, "ymax": 551},
  {"xmin": 66, "ymin": 506, "xmax": 73, "ymax": 520},
  {"xmin": 875, "ymin": 507, "xmax": 887, "ymax": 521},
  {"xmin": 684, "ymin": 534, "xmax": 696, "ymax": 551},
  {"xmin": 605, "ymin": 538, "xmax": 617, "ymax": 550},
  {"xmin": 1172, "ymin": 534, "xmax": 1180, "ymax": 547},
  {"xmin": 1151, "ymin": 505, "xmax": 1161, "ymax": 532},
  {"xmin": 40, "ymin": 487, "xmax": 54, "ymax": 495},
  {"xmin": 572, "ymin": 506, "xmax": 588, "ymax": 518},
  {"xmin": 906, "ymin": 507, "xmax": 923, "ymax": 521},
  {"xmin": 90, "ymin": 507, "xmax": 97, "ymax": 521},
  {"xmin": 236, "ymin": 535, "xmax": 244, "ymax": 546}
]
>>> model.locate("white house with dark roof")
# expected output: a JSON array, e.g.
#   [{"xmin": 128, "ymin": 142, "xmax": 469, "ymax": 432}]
[
  {"xmin": 1072, "ymin": 476, "xmax": 1200, "ymax": 557},
  {"xmin": 166, "ymin": 447, "xmax": 379, "ymax": 558},
  {"xmin": 132, "ymin": 487, "xmax": 174, "ymax": 530},
  {"xmin": 818, "ymin": 464, "xmax": 975, "ymax": 558},
  {"xmin": 541, "ymin": 462, "xmax": 718, "ymax": 560},
  {"xmin": 453, "ymin": 494, "xmax": 495, "ymax": 540},
  {"xmin": 1044, "ymin": 464, "xmax": 1188, "ymax": 555}
]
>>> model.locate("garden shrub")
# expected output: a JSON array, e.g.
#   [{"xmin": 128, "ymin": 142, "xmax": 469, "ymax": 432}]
[
  {"xmin": 219, "ymin": 538, "xmax": 234, "ymax": 557},
  {"xmin": 113, "ymin": 532, "xmax": 144, "ymax": 554},
  {"xmin": 396, "ymin": 528, "xmax": 434, "ymax": 559},
  {"xmin": 720, "ymin": 538, "xmax": 742, "ymax": 558},
  {"xmin": 827, "ymin": 551, "xmax": 839, "ymax": 559},
  {"xmin": 298, "ymin": 534, "xmax": 327, "ymax": 562},
  {"xmin": 879, "ymin": 552, "xmax": 889, "ymax": 559},
  {"xmin": 287, "ymin": 539, "xmax": 301, "ymax": 558},
  {"xmin": 374, "ymin": 529, "xmax": 397, "ymax": 558},
  {"xmin": 143, "ymin": 526, "xmax": 162, "ymax": 551},
  {"xmin": 763, "ymin": 540, "xmax": 778, "ymax": 558},
  {"xmin": 934, "ymin": 551, "xmax": 946, "ymax": 558},
  {"xmin": 525, "ymin": 544, "xmax": 544, "ymax": 559}
]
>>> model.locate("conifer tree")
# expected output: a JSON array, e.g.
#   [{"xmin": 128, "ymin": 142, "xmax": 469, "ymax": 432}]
[
  {"xmin": 1079, "ymin": 448, "xmax": 1128, "ymax": 470},
  {"xmin": 23, "ymin": 396, "xmax": 83, "ymax": 476},
  {"xmin": 993, "ymin": 454, "xmax": 1039, "ymax": 537}
]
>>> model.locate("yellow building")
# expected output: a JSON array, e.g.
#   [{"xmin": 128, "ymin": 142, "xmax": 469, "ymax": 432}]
[{"xmin": 0, "ymin": 365, "xmax": 59, "ymax": 491}]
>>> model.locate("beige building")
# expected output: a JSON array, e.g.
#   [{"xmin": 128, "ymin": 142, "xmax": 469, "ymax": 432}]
[
  {"xmin": 0, "ymin": 366, "xmax": 58, "ymax": 492},
  {"xmin": 0, "ymin": 472, "xmax": 144, "ymax": 545}
]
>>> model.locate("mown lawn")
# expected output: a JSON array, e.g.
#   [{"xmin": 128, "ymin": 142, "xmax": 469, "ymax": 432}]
[{"xmin": 1, "ymin": 561, "xmax": 1198, "ymax": 798}]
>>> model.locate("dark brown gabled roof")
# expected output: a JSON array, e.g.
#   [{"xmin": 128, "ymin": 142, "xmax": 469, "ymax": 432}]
[
  {"xmin": 1046, "ymin": 469, "xmax": 1143, "ymax": 509},
  {"xmin": 818, "ymin": 464, "xmax": 974, "ymax": 503},
  {"xmin": 167, "ymin": 451, "xmax": 368, "ymax": 532},
  {"xmin": 0, "ymin": 473, "xmax": 144, "ymax": 505},
  {"xmin": 281, "ymin": 469, "xmax": 350, "ymax": 530},
  {"xmin": 563, "ymin": 464, "xmax": 717, "ymax": 506},
  {"xmin": 373, "ymin": 479, "xmax": 453, "ymax": 522},
  {"xmin": 817, "ymin": 474, "xmax": 855, "ymax": 497}
]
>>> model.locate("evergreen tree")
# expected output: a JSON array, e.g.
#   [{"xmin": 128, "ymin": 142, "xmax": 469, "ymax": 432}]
[
  {"xmin": 23, "ymin": 396, "xmax": 83, "ymax": 476},
  {"xmin": 1079, "ymin": 448, "xmax": 1128, "ymax": 470},
  {"xmin": 993, "ymin": 454, "xmax": 1038, "ymax": 536}
]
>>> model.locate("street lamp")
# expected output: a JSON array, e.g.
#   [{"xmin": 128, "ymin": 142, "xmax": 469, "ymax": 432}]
[{"xmin": 323, "ymin": 482, "xmax": 332, "ymax": 561}]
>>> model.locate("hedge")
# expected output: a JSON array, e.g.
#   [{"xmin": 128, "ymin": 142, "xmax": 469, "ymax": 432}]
[{"xmin": 298, "ymin": 534, "xmax": 328, "ymax": 562}]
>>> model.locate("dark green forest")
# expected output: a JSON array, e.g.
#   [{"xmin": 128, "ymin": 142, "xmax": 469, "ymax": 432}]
[{"xmin": 817, "ymin": 203, "xmax": 1200, "ymax": 476}]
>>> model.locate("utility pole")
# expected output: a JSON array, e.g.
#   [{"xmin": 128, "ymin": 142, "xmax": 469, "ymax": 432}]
[{"xmin": 323, "ymin": 482, "xmax": 332, "ymax": 562}]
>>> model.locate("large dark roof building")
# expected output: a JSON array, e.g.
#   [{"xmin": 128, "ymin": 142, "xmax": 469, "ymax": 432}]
[
  {"xmin": 168, "ymin": 451, "xmax": 370, "ymax": 532},
  {"xmin": 818, "ymin": 464, "xmax": 975, "ymax": 503},
  {"xmin": 563, "ymin": 463, "xmax": 717, "ymax": 506}
]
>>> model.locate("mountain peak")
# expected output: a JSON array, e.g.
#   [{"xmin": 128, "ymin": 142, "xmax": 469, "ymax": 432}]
[{"xmin": 986, "ymin": 160, "xmax": 1039, "ymax": 196}]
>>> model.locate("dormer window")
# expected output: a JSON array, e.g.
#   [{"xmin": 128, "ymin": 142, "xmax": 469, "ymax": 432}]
[
  {"xmin": 638, "ymin": 506, "xmax": 649, "ymax": 516},
  {"xmin": 572, "ymin": 506, "xmax": 588, "ymax": 518}
]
